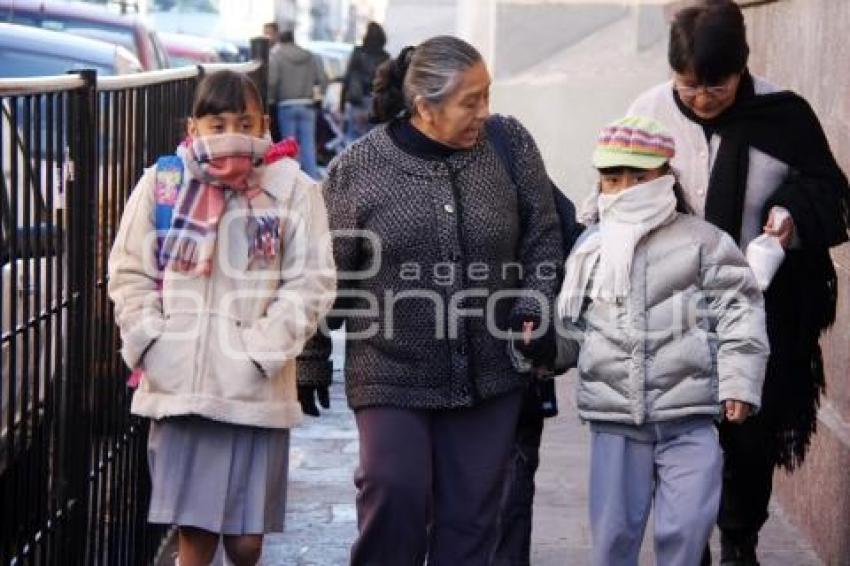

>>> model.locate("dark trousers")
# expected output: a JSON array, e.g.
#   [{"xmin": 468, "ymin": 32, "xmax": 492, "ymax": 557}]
[
  {"xmin": 491, "ymin": 388, "xmax": 545, "ymax": 566},
  {"xmin": 350, "ymin": 391, "xmax": 523, "ymax": 566},
  {"xmin": 717, "ymin": 413, "xmax": 776, "ymax": 540}
]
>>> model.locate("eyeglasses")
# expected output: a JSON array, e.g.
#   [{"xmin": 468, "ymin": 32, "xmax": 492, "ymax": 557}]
[{"xmin": 673, "ymin": 75, "xmax": 738, "ymax": 99}]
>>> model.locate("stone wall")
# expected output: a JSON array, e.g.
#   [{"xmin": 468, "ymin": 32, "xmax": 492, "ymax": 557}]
[{"xmin": 743, "ymin": 1, "xmax": 850, "ymax": 564}]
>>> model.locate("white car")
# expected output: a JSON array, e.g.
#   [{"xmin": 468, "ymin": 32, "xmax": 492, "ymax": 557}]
[{"xmin": 1, "ymin": 99, "xmax": 66, "ymax": 446}]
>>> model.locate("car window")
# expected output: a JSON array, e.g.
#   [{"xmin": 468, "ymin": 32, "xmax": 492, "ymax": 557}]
[
  {"xmin": 39, "ymin": 17, "xmax": 139, "ymax": 57},
  {"xmin": 0, "ymin": 9, "xmax": 38, "ymax": 26},
  {"xmin": 1, "ymin": 101, "xmax": 49, "ymax": 239},
  {"xmin": 149, "ymin": 31, "xmax": 171, "ymax": 69},
  {"xmin": 168, "ymin": 55, "xmax": 198, "ymax": 68},
  {"xmin": 152, "ymin": 0, "xmax": 219, "ymax": 13},
  {"xmin": 0, "ymin": 47, "xmax": 113, "ymax": 78},
  {"xmin": 63, "ymin": 26, "xmax": 136, "ymax": 53}
]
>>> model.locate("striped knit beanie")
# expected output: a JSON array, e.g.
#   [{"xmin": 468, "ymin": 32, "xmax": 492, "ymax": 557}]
[{"xmin": 592, "ymin": 115, "xmax": 675, "ymax": 170}]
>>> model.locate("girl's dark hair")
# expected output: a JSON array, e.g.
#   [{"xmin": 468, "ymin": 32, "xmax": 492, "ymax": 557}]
[
  {"xmin": 371, "ymin": 35, "xmax": 483, "ymax": 123},
  {"xmin": 596, "ymin": 165, "xmax": 694, "ymax": 214},
  {"xmin": 668, "ymin": 0, "xmax": 749, "ymax": 85},
  {"xmin": 672, "ymin": 179, "xmax": 694, "ymax": 215},
  {"xmin": 362, "ymin": 21, "xmax": 387, "ymax": 52},
  {"xmin": 192, "ymin": 70, "xmax": 264, "ymax": 119}
]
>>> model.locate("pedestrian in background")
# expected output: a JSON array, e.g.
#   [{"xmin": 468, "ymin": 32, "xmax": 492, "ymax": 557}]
[
  {"xmin": 268, "ymin": 29, "xmax": 328, "ymax": 179},
  {"xmin": 262, "ymin": 21, "xmax": 280, "ymax": 54},
  {"xmin": 262, "ymin": 21, "xmax": 281, "ymax": 142},
  {"xmin": 296, "ymin": 36, "xmax": 563, "ymax": 565},
  {"xmin": 108, "ymin": 70, "xmax": 335, "ymax": 566},
  {"xmin": 543, "ymin": 115, "xmax": 769, "ymax": 566},
  {"xmin": 628, "ymin": 2, "xmax": 849, "ymax": 563},
  {"xmin": 340, "ymin": 21, "xmax": 389, "ymax": 143}
]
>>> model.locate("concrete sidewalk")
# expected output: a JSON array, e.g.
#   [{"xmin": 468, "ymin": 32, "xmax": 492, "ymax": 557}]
[{"xmin": 261, "ymin": 373, "xmax": 823, "ymax": 565}]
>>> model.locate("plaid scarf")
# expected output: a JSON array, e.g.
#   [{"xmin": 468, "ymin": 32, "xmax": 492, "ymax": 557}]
[{"xmin": 161, "ymin": 134, "xmax": 272, "ymax": 276}]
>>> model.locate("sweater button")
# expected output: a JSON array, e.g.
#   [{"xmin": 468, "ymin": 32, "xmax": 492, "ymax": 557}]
[
  {"xmin": 457, "ymin": 343, "xmax": 467, "ymax": 355},
  {"xmin": 444, "ymin": 203, "xmax": 455, "ymax": 214}
]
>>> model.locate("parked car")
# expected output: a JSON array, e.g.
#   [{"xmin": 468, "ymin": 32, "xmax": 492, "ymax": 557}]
[
  {"xmin": 0, "ymin": 22, "xmax": 142, "ymax": 167},
  {"xmin": 208, "ymin": 37, "xmax": 241, "ymax": 62},
  {"xmin": 1, "ymin": 96, "xmax": 65, "ymax": 447},
  {"xmin": 158, "ymin": 31, "xmax": 220, "ymax": 67},
  {"xmin": 146, "ymin": 1, "xmax": 249, "ymax": 61},
  {"xmin": 0, "ymin": 0, "xmax": 169, "ymax": 70},
  {"xmin": 0, "ymin": 21, "xmax": 143, "ymax": 77}
]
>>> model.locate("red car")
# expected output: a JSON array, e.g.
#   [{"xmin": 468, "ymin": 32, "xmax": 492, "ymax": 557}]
[
  {"xmin": 0, "ymin": 0, "xmax": 170, "ymax": 70},
  {"xmin": 158, "ymin": 31, "xmax": 220, "ymax": 67}
]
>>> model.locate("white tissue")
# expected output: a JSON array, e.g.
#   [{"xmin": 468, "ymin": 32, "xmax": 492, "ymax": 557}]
[{"xmin": 746, "ymin": 232, "xmax": 785, "ymax": 291}]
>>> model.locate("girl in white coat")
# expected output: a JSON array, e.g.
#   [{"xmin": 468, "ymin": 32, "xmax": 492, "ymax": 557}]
[{"xmin": 108, "ymin": 70, "xmax": 335, "ymax": 565}]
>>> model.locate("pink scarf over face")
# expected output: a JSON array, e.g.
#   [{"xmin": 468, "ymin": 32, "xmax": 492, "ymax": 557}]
[{"xmin": 162, "ymin": 133, "xmax": 272, "ymax": 276}]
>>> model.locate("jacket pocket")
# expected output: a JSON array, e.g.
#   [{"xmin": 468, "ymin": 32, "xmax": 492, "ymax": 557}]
[
  {"xmin": 206, "ymin": 316, "xmax": 267, "ymax": 401},
  {"xmin": 141, "ymin": 314, "xmax": 198, "ymax": 394}
]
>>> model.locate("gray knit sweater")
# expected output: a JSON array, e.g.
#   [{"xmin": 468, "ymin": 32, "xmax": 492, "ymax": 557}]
[{"xmin": 297, "ymin": 117, "xmax": 563, "ymax": 410}]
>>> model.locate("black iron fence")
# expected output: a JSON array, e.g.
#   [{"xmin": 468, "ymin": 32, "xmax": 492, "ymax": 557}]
[{"xmin": 0, "ymin": 40, "xmax": 269, "ymax": 565}]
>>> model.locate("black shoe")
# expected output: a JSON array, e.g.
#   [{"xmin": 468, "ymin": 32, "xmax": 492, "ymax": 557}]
[{"xmin": 720, "ymin": 531, "xmax": 760, "ymax": 566}]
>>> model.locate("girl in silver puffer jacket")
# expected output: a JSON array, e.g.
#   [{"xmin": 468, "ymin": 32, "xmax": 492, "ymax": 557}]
[{"xmin": 553, "ymin": 116, "xmax": 769, "ymax": 566}]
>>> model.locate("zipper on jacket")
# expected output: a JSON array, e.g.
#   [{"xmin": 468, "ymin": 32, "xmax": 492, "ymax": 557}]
[
  {"xmin": 447, "ymin": 164, "xmax": 481, "ymax": 405},
  {"xmin": 192, "ymin": 193, "xmax": 233, "ymax": 392}
]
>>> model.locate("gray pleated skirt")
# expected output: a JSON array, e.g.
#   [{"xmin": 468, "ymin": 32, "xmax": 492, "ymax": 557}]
[{"xmin": 146, "ymin": 416, "xmax": 290, "ymax": 535}]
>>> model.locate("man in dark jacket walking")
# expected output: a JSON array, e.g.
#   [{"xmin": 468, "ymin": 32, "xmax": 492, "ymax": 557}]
[{"xmin": 268, "ymin": 30, "xmax": 328, "ymax": 179}]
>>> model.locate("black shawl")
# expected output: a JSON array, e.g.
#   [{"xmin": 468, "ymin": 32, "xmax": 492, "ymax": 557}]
[{"xmin": 674, "ymin": 72, "xmax": 850, "ymax": 469}]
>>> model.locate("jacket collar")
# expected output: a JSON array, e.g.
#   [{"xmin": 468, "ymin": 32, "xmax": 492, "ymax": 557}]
[{"xmin": 366, "ymin": 123, "xmax": 490, "ymax": 178}]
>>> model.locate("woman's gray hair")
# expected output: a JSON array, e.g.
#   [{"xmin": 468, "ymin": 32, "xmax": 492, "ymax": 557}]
[
  {"xmin": 371, "ymin": 36, "xmax": 483, "ymax": 122},
  {"xmin": 403, "ymin": 36, "xmax": 483, "ymax": 111}
]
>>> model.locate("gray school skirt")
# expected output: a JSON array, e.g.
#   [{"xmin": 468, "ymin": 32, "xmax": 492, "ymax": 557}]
[{"xmin": 146, "ymin": 416, "xmax": 290, "ymax": 535}]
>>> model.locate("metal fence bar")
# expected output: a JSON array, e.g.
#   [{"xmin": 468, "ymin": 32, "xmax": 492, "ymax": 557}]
[
  {"xmin": 42, "ymin": 89, "xmax": 58, "ymax": 566},
  {"xmin": 47, "ymin": 89, "xmax": 66, "ymax": 566},
  {"xmin": 21, "ymin": 91, "xmax": 35, "ymax": 563},
  {"xmin": 0, "ymin": 76, "xmax": 86, "ymax": 97},
  {"xmin": 8, "ymin": 95, "xmax": 23, "ymax": 560},
  {"xmin": 31, "ymin": 93, "xmax": 47, "ymax": 566}
]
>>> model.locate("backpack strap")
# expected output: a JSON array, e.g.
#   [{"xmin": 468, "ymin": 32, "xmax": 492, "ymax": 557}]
[
  {"xmin": 485, "ymin": 114, "xmax": 516, "ymax": 184},
  {"xmin": 485, "ymin": 114, "xmax": 584, "ymax": 254},
  {"xmin": 153, "ymin": 155, "xmax": 183, "ymax": 272}
]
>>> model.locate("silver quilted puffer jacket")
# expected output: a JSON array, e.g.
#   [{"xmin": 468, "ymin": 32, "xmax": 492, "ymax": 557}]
[{"xmin": 556, "ymin": 213, "xmax": 769, "ymax": 425}]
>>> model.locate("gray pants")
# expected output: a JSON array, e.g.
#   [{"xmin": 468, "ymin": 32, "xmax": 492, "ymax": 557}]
[
  {"xmin": 589, "ymin": 420, "xmax": 722, "ymax": 566},
  {"xmin": 350, "ymin": 391, "xmax": 523, "ymax": 566}
]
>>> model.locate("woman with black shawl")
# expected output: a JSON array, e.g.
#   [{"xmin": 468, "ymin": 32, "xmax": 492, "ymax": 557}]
[{"xmin": 628, "ymin": 1, "xmax": 849, "ymax": 564}]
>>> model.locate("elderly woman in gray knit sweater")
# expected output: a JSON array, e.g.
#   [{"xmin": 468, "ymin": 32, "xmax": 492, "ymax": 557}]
[{"xmin": 296, "ymin": 36, "xmax": 563, "ymax": 565}]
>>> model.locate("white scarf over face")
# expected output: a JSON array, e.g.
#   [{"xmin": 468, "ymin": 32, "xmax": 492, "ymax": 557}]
[{"xmin": 558, "ymin": 174, "xmax": 677, "ymax": 321}]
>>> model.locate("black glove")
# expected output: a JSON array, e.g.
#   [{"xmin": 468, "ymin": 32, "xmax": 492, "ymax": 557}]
[
  {"xmin": 510, "ymin": 315, "xmax": 556, "ymax": 367},
  {"xmin": 297, "ymin": 385, "xmax": 330, "ymax": 417}
]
